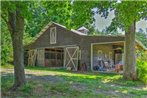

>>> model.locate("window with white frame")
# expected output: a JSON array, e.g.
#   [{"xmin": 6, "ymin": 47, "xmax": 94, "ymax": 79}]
[
  {"xmin": 50, "ymin": 27, "xmax": 56, "ymax": 44},
  {"xmin": 97, "ymin": 50, "xmax": 103, "ymax": 60}
]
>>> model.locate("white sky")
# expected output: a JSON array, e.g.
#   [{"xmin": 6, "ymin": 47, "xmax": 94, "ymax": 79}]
[{"xmin": 94, "ymin": 11, "xmax": 147, "ymax": 34}]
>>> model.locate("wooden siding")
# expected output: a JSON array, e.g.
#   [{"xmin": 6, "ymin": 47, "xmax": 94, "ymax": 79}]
[{"xmin": 25, "ymin": 23, "xmax": 125, "ymax": 69}]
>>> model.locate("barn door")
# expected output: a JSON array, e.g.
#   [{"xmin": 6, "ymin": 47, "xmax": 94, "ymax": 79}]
[
  {"xmin": 64, "ymin": 46, "xmax": 79, "ymax": 71},
  {"xmin": 28, "ymin": 49, "xmax": 37, "ymax": 66},
  {"xmin": 36, "ymin": 49, "xmax": 45, "ymax": 66}
]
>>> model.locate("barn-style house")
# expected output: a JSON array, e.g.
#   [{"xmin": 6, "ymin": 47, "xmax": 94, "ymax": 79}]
[{"xmin": 25, "ymin": 22, "xmax": 147, "ymax": 72}]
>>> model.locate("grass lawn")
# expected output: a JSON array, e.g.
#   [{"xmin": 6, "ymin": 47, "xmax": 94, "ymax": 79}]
[{"xmin": 1, "ymin": 65, "xmax": 147, "ymax": 98}]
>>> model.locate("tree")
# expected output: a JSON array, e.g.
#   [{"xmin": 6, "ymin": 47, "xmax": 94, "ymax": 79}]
[
  {"xmin": 25, "ymin": 1, "xmax": 74, "ymax": 37},
  {"xmin": 107, "ymin": 1, "xmax": 147, "ymax": 80},
  {"xmin": 1, "ymin": 1, "xmax": 30, "ymax": 89},
  {"xmin": 136, "ymin": 29, "xmax": 147, "ymax": 47},
  {"xmin": 1, "ymin": 19, "xmax": 13, "ymax": 65}
]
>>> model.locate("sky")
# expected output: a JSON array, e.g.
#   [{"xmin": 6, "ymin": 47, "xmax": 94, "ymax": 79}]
[{"xmin": 94, "ymin": 11, "xmax": 147, "ymax": 34}]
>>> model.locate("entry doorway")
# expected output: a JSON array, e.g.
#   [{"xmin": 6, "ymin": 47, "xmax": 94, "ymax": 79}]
[
  {"xmin": 91, "ymin": 41, "xmax": 124, "ymax": 72},
  {"xmin": 45, "ymin": 48, "xmax": 64, "ymax": 67}
]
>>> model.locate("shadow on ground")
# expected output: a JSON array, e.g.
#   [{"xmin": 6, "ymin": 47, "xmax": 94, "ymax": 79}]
[{"xmin": 1, "ymin": 67, "xmax": 147, "ymax": 98}]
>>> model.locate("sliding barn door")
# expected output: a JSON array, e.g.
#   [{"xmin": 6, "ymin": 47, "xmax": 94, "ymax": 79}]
[
  {"xmin": 36, "ymin": 49, "xmax": 45, "ymax": 66},
  {"xmin": 28, "ymin": 49, "xmax": 37, "ymax": 66},
  {"xmin": 64, "ymin": 46, "xmax": 79, "ymax": 71}
]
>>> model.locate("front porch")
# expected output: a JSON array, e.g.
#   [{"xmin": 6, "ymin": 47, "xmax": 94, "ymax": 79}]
[{"xmin": 91, "ymin": 41, "xmax": 125, "ymax": 72}]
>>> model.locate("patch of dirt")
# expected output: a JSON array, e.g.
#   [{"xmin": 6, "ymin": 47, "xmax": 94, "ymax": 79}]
[
  {"xmin": 1, "ymin": 68, "xmax": 66, "ymax": 84},
  {"xmin": 71, "ymin": 83, "xmax": 87, "ymax": 91},
  {"xmin": 28, "ymin": 75, "xmax": 66, "ymax": 84}
]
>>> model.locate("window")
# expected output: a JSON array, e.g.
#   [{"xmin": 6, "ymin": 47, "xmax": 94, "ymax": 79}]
[
  {"xmin": 50, "ymin": 27, "xmax": 56, "ymax": 44},
  {"xmin": 97, "ymin": 50, "xmax": 103, "ymax": 60}
]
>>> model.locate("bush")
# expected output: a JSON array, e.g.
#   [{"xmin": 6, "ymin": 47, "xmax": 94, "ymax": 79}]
[{"xmin": 137, "ymin": 59, "xmax": 147, "ymax": 84}]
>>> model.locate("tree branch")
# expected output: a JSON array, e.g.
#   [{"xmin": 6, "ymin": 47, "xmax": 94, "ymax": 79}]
[
  {"xmin": 1, "ymin": 14, "xmax": 13, "ymax": 33},
  {"xmin": 1, "ymin": 14, "xmax": 8, "ymax": 24}
]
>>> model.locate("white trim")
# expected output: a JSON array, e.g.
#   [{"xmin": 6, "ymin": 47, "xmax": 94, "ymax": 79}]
[
  {"xmin": 71, "ymin": 29, "xmax": 87, "ymax": 35},
  {"xmin": 91, "ymin": 41, "xmax": 124, "ymax": 45},
  {"xmin": 29, "ymin": 45, "xmax": 79, "ymax": 50},
  {"xmin": 123, "ymin": 42, "xmax": 126, "ymax": 65},
  {"xmin": 77, "ymin": 26, "xmax": 89, "ymax": 31},
  {"xmin": 52, "ymin": 22, "xmax": 66, "ymax": 28},
  {"xmin": 64, "ymin": 48, "xmax": 66, "ymax": 68},
  {"xmin": 91, "ymin": 41, "xmax": 125, "ymax": 71},
  {"xmin": 50, "ymin": 27, "xmax": 56, "ymax": 44},
  {"xmin": 91, "ymin": 44, "xmax": 93, "ymax": 71}
]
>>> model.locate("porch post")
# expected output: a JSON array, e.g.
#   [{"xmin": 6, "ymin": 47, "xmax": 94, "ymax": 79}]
[
  {"xmin": 91, "ymin": 44, "xmax": 93, "ymax": 71},
  {"xmin": 63, "ymin": 47, "xmax": 66, "ymax": 68},
  {"xmin": 123, "ymin": 42, "xmax": 126, "ymax": 65}
]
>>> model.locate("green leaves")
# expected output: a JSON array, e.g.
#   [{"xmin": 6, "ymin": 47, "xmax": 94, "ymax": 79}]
[
  {"xmin": 136, "ymin": 31, "xmax": 147, "ymax": 47},
  {"xmin": 1, "ymin": 20, "xmax": 13, "ymax": 65},
  {"xmin": 108, "ymin": 1, "xmax": 147, "ymax": 32}
]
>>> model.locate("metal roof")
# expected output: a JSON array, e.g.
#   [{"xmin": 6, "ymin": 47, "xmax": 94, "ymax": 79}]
[{"xmin": 77, "ymin": 26, "xmax": 89, "ymax": 31}]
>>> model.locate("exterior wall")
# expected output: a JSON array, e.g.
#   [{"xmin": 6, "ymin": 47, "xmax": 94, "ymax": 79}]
[
  {"xmin": 80, "ymin": 43, "xmax": 91, "ymax": 70},
  {"xmin": 26, "ymin": 23, "xmax": 124, "ymax": 50},
  {"xmin": 26, "ymin": 24, "xmax": 81, "ymax": 49}
]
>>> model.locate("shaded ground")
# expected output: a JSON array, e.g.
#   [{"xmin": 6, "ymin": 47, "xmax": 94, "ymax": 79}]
[{"xmin": 1, "ymin": 66, "xmax": 147, "ymax": 98}]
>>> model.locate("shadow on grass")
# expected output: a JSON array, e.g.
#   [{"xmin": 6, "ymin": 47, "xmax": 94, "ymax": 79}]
[
  {"xmin": 25, "ymin": 66, "xmax": 118, "ymax": 77},
  {"xmin": 2, "ymin": 69, "xmax": 147, "ymax": 98},
  {"xmin": 25, "ymin": 66, "xmax": 140, "ymax": 86}
]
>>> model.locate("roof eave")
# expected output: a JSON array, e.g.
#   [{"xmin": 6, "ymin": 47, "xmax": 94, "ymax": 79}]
[{"xmin": 135, "ymin": 39, "xmax": 147, "ymax": 51}]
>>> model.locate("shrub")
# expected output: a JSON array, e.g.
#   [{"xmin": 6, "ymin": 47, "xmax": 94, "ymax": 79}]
[{"xmin": 137, "ymin": 59, "xmax": 147, "ymax": 84}]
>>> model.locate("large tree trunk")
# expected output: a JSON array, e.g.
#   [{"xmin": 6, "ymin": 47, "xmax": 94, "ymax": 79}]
[
  {"xmin": 8, "ymin": 4, "xmax": 26, "ymax": 89},
  {"xmin": 123, "ymin": 21, "xmax": 137, "ymax": 80}
]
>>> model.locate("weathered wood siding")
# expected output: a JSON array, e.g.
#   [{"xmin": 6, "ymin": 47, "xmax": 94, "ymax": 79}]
[
  {"xmin": 26, "ymin": 23, "xmax": 125, "ymax": 69},
  {"xmin": 27, "ymin": 24, "xmax": 81, "ymax": 49}
]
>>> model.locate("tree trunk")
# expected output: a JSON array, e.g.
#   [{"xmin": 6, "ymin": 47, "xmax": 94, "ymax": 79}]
[
  {"xmin": 8, "ymin": 4, "xmax": 26, "ymax": 89},
  {"xmin": 123, "ymin": 21, "xmax": 137, "ymax": 80}
]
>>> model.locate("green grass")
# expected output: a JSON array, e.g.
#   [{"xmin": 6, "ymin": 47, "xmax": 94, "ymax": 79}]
[
  {"xmin": 1, "ymin": 64, "xmax": 14, "ymax": 68},
  {"xmin": 1, "ymin": 65, "xmax": 147, "ymax": 98}
]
